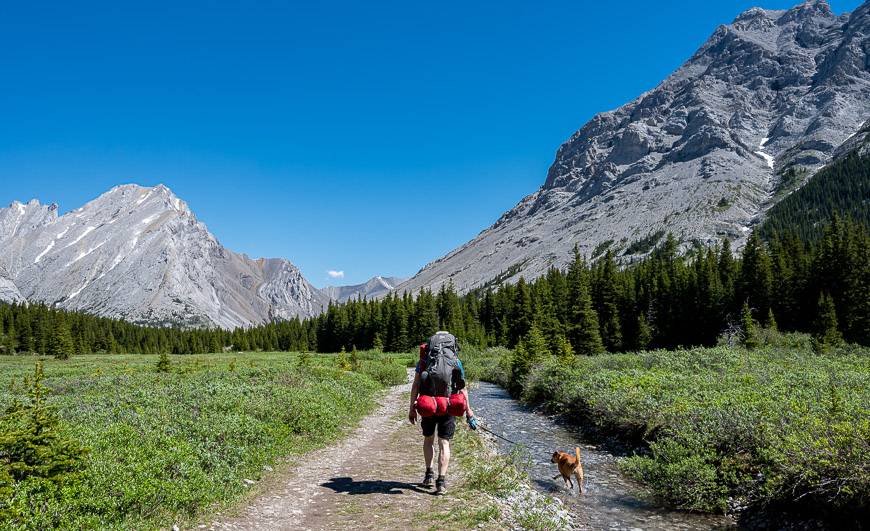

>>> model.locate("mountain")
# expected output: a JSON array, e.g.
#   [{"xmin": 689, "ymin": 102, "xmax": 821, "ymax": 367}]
[
  {"xmin": 398, "ymin": 0, "xmax": 870, "ymax": 295},
  {"xmin": 760, "ymin": 118, "xmax": 870, "ymax": 241},
  {"xmin": 320, "ymin": 276, "xmax": 405, "ymax": 303},
  {"xmin": 0, "ymin": 184, "xmax": 329, "ymax": 328}
]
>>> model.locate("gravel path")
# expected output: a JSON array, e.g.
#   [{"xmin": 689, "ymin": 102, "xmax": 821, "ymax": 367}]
[{"xmin": 208, "ymin": 369, "xmax": 456, "ymax": 530}]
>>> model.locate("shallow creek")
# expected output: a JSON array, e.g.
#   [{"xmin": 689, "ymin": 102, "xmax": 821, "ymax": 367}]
[{"xmin": 469, "ymin": 381, "xmax": 735, "ymax": 530}]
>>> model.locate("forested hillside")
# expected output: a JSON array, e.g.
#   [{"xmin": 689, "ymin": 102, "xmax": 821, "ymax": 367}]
[
  {"xmin": 3, "ymin": 216, "xmax": 867, "ymax": 357},
  {"xmin": 760, "ymin": 153, "xmax": 870, "ymax": 242}
]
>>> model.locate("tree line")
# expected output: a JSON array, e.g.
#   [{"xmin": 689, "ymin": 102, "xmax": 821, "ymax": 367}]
[
  {"xmin": 1, "ymin": 215, "xmax": 868, "ymax": 357},
  {"xmin": 311, "ymin": 214, "xmax": 870, "ymax": 354}
]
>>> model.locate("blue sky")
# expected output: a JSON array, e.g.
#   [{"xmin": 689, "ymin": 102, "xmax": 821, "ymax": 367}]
[{"xmin": 0, "ymin": 0, "xmax": 861, "ymax": 287}]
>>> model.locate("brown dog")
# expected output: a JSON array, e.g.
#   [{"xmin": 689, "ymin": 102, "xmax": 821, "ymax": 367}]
[{"xmin": 551, "ymin": 447, "xmax": 584, "ymax": 494}]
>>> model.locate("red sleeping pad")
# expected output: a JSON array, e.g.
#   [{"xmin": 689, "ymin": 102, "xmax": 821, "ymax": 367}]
[{"xmin": 416, "ymin": 394, "xmax": 466, "ymax": 417}]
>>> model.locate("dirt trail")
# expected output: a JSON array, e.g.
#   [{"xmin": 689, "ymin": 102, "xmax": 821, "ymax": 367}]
[{"xmin": 209, "ymin": 370, "xmax": 455, "ymax": 531}]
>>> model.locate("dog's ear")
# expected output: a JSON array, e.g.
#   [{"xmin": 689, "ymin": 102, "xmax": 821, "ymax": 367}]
[{"xmin": 551, "ymin": 451, "xmax": 559, "ymax": 462}]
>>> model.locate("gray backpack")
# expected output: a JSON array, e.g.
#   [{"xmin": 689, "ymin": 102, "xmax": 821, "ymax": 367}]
[{"xmin": 420, "ymin": 332, "xmax": 465, "ymax": 397}]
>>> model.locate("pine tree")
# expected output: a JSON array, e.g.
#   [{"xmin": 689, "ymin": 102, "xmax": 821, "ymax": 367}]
[
  {"xmin": 156, "ymin": 352, "xmax": 171, "ymax": 373},
  {"xmin": 636, "ymin": 313, "xmax": 652, "ymax": 351},
  {"xmin": 766, "ymin": 308, "xmax": 778, "ymax": 332},
  {"xmin": 567, "ymin": 249, "xmax": 604, "ymax": 355},
  {"xmin": 740, "ymin": 301, "xmax": 759, "ymax": 349},
  {"xmin": 49, "ymin": 315, "xmax": 75, "ymax": 360},
  {"xmin": 813, "ymin": 292, "xmax": 843, "ymax": 353},
  {"xmin": 509, "ymin": 278, "xmax": 534, "ymax": 346},
  {"xmin": 336, "ymin": 347, "xmax": 351, "ymax": 370},
  {"xmin": 738, "ymin": 231, "xmax": 773, "ymax": 321},
  {"xmin": 0, "ymin": 362, "xmax": 87, "ymax": 488},
  {"xmin": 555, "ymin": 335, "xmax": 574, "ymax": 363},
  {"xmin": 594, "ymin": 251, "xmax": 623, "ymax": 351},
  {"xmin": 372, "ymin": 334, "xmax": 384, "ymax": 352},
  {"xmin": 350, "ymin": 345, "xmax": 360, "ymax": 371},
  {"xmin": 508, "ymin": 342, "xmax": 533, "ymax": 395},
  {"xmin": 523, "ymin": 323, "xmax": 551, "ymax": 358}
]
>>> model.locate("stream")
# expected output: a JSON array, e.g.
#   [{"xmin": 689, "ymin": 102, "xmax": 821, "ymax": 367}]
[{"xmin": 469, "ymin": 381, "xmax": 735, "ymax": 530}]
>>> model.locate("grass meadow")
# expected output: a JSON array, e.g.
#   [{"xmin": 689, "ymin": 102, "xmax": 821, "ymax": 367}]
[{"xmin": 0, "ymin": 351, "xmax": 408, "ymax": 530}]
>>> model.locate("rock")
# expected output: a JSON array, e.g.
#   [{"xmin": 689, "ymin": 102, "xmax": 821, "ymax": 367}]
[
  {"xmin": 243, "ymin": 478, "xmax": 256, "ymax": 486},
  {"xmin": 397, "ymin": 0, "xmax": 870, "ymax": 295}
]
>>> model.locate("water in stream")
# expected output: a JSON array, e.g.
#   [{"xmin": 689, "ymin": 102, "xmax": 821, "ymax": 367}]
[{"xmin": 469, "ymin": 381, "xmax": 735, "ymax": 530}]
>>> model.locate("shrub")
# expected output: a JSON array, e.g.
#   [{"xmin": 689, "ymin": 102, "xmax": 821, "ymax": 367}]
[{"xmin": 513, "ymin": 343, "xmax": 870, "ymax": 517}]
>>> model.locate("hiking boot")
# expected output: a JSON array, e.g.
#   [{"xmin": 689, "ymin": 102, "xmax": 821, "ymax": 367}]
[
  {"xmin": 435, "ymin": 476, "xmax": 447, "ymax": 495},
  {"xmin": 421, "ymin": 468, "xmax": 435, "ymax": 488}
]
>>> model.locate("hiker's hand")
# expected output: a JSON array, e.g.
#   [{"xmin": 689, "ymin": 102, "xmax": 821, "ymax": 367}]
[
  {"xmin": 467, "ymin": 416, "xmax": 478, "ymax": 431},
  {"xmin": 408, "ymin": 406, "xmax": 417, "ymax": 425}
]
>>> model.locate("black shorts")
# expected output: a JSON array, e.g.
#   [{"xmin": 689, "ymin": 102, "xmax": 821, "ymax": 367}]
[{"xmin": 421, "ymin": 414, "xmax": 455, "ymax": 440}]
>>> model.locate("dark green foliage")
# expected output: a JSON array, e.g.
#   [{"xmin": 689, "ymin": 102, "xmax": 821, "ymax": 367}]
[
  {"xmin": 741, "ymin": 302, "xmax": 759, "ymax": 349},
  {"xmin": 48, "ymin": 315, "xmax": 74, "ymax": 360},
  {"xmin": 350, "ymin": 346, "xmax": 360, "ymax": 371},
  {"xmin": 567, "ymin": 249, "xmax": 604, "ymax": 355},
  {"xmin": 156, "ymin": 352, "xmax": 171, "ymax": 373},
  {"xmin": 813, "ymin": 293, "xmax": 843, "ymax": 353},
  {"xmin": 0, "ymin": 362, "xmax": 87, "ymax": 522},
  {"xmin": 624, "ymin": 230, "xmax": 666, "ymax": 255},
  {"xmin": 760, "ymin": 153, "xmax": 870, "ymax": 243}
]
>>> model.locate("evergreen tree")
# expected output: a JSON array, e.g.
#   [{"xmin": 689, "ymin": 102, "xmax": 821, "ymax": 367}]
[
  {"xmin": 567, "ymin": 249, "xmax": 604, "ymax": 355},
  {"xmin": 156, "ymin": 352, "xmax": 171, "ymax": 373},
  {"xmin": 635, "ymin": 313, "xmax": 652, "ymax": 351},
  {"xmin": 813, "ymin": 292, "xmax": 843, "ymax": 352},
  {"xmin": 555, "ymin": 335, "xmax": 574, "ymax": 362},
  {"xmin": 350, "ymin": 345, "xmax": 360, "ymax": 371},
  {"xmin": 49, "ymin": 315, "xmax": 75, "ymax": 360},
  {"xmin": 740, "ymin": 301, "xmax": 759, "ymax": 349},
  {"xmin": 336, "ymin": 347, "xmax": 351, "ymax": 370},
  {"xmin": 508, "ymin": 342, "xmax": 534, "ymax": 395},
  {"xmin": 593, "ymin": 250, "xmax": 623, "ymax": 351},
  {"xmin": 523, "ymin": 323, "xmax": 551, "ymax": 358},
  {"xmin": 739, "ymin": 231, "xmax": 774, "ymax": 320},
  {"xmin": 509, "ymin": 278, "xmax": 533, "ymax": 346},
  {"xmin": 766, "ymin": 308, "xmax": 778, "ymax": 332},
  {"xmin": 0, "ymin": 362, "xmax": 87, "ymax": 490}
]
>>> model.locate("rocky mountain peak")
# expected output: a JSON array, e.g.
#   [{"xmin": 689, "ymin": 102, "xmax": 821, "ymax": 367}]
[
  {"xmin": 0, "ymin": 184, "xmax": 329, "ymax": 328},
  {"xmin": 398, "ymin": 0, "xmax": 870, "ymax": 296}
]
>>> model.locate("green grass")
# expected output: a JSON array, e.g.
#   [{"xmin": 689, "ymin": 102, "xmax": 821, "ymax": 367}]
[
  {"xmin": 480, "ymin": 340, "xmax": 870, "ymax": 520},
  {"xmin": 0, "ymin": 352, "xmax": 405, "ymax": 530}
]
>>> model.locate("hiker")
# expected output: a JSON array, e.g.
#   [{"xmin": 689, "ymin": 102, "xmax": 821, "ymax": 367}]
[{"xmin": 408, "ymin": 331, "xmax": 478, "ymax": 495}]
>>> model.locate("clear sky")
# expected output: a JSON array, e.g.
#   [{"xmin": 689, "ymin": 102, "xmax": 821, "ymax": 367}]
[{"xmin": 0, "ymin": 0, "xmax": 862, "ymax": 287}]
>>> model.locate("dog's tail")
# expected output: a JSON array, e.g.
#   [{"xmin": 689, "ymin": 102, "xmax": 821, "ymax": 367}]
[{"xmin": 575, "ymin": 447, "xmax": 581, "ymax": 463}]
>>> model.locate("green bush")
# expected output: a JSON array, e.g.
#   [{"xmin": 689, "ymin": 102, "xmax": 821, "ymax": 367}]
[
  {"xmin": 516, "ymin": 341, "xmax": 870, "ymax": 517},
  {"xmin": 355, "ymin": 359, "xmax": 407, "ymax": 386}
]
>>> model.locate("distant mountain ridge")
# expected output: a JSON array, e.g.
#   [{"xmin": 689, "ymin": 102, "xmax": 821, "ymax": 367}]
[
  {"xmin": 320, "ymin": 276, "xmax": 406, "ymax": 303},
  {"xmin": 0, "ymin": 184, "xmax": 330, "ymax": 328},
  {"xmin": 398, "ymin": 0, "xmax": 870, "ymax": 295}
]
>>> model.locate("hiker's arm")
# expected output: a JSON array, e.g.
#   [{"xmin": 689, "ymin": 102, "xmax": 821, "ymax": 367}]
[
  {"xmin": 408, "ymin": 371, "xmax": 420, "ymax": 424},
  {"xmin": 462, "ymin": 387, "xmax": 474, "ymax": 418}
]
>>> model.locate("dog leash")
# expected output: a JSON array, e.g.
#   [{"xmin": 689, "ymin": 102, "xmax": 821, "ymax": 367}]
[{"xmin": 477, "ymin": 423, "xmax": 526, "ymax": 447}]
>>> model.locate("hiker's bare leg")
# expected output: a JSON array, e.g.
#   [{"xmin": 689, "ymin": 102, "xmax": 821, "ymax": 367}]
[
  {"xmin": 438, "ymin": 438, "xmax": 451, "ymax": 476},
  {"xmin": 424, "ymin": 434, "xmax": 435, "ymax": 469}
]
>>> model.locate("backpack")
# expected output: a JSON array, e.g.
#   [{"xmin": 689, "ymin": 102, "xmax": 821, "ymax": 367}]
[{"xmin": 419, "ymin": 332, "xmax": 465, "ymax": 398}]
